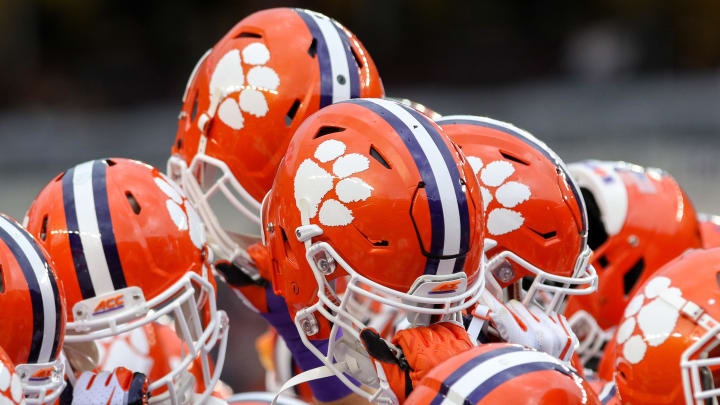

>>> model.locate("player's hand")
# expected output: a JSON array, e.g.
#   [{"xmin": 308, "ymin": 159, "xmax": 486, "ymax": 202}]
[
  {"xmin": 480, "ymin": 289, "xmax": 578, "ymax": 363},
  {"xmin": 69, "ymin": 367, "xmax": 149, "ymax": 405},
  {"xmin": 361, "ymin": 322, "xmax": 473, "ymax": 402}
]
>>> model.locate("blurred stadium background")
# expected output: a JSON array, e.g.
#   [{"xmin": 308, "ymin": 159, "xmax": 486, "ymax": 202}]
[{"xmin": 1, "ymin": 0, "xmax": 719, "ymax": 393}]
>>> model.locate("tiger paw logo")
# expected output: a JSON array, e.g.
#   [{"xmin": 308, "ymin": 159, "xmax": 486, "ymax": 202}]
[
  {"xmin": 154, "ymin": 175, "xmax": 206, "ymax": 249},
  {"xmin": 209, "ymin": 43, "xmax": 280, "ymax": 130},
  {"xmin": 615, "ymin": 276, "xmax": 682, "ymax": 364},
  {"xmin": 294, "ymin": 139, "xmax": 373, "ymax": 227},
  {"xmin": 467, "ymin": 157, "xmax": 531, "ymax": 236},
  {"xmin": 0, "ymin": 361, "xmax": 23, "ymax": 405}
]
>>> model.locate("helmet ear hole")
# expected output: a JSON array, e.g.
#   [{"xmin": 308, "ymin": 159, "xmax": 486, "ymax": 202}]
[{"xmin": 0, "ymin": 264, "xmax": 4, "ymax": 293}]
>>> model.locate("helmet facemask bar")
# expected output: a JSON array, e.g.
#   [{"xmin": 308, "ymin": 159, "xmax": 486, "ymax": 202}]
[
  {"xmin": 290, "ymin": 222, "xmax": 485, "ymax": 403},
  {"xmin": 567, "ymin": 310, "xmax": 615, "ymax": 367},
  {"xmin": 15, "ymin": 360, "xmax": 67, "ymax": 404},
  {"xmin": 485, "ymin": 240, "xmax": 597, "ymax": 314},
  {"xmin": 63, "ymin": 270, "xmax": 229, "ymax": 405},
  {"xmin": 168, "ymin": 154, "xmax": 261, "ymax": 276},
  {"xmin": 681, "ymin": 318, "xmax": 720, "ymax": 404}
]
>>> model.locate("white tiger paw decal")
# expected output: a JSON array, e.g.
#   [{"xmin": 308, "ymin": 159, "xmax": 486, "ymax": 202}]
[
  {"xmin": 467, "ymin": 157, "xmax": 531, "ymax": 236},
  {"xmin": 154, "ymin": 174, "xmax": 206, "ymax": 249},
  {"xmin": 0, "ymin": 361, "xmax": 24, "ymax": 405},
  {"xmin": 210, "ymin": 43, "xmax": 280, "ymax": 130},
  {"xmin": 615, "ymin": 276, "xmax": 682, "ymax": 364},
  {"xmin": 294, "ymin": 139, "xmax": 373, "ymax": 227}
]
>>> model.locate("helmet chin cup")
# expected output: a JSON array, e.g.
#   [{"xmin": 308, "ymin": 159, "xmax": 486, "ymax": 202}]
[{"xmin": 16, "ymin": 360, "xmax": 67, "ymax": 404}]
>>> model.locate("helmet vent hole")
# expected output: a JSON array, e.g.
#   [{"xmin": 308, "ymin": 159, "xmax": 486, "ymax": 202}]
[
  {"xmin": 349, "ymin": 46, "xmax": 363, "ymax": 69},
  {"xmin": 285, "ymin": 99, "xmax": 301, "ymax": 127},
  {"xmin": 623, "ymin": 257, "xmax": 645, "ymax": 295},
  {"xmin": 308, "ymin": 38, "xmax": 318, "ymax": 58},
  {"xmin": 529, "ymin": 228, "xmax": 556, "ymax": 239},
  {"xmin": 40, "ymin": 215, "xmax": 48, "ymax": 241},
  {"xmin": 54, "ymin": 172, "xmax": 66, "ymax": 182},
  {"xmin": 500, "ymin": 151, "xmax": 529, "ymax": 166},
  {"xmin": 372, "ymin": 240, "xmax": 389, "ymax": 247},
  {"xmin": 0, "ymin": 264, "xmax": 4, "ymax": 293},
  {"xmin": 598, "ymin": 255, "xmax": 609, "ymax": 268},
  {"xmin": 105, "ymin": 159, "xmax": 116, "ymax": 167},
  {"xmin": 314, "ymin": 126, "xmax": 346, "ymax": 139},
  {"xmin": 125, "ymin": 192, "xmax": 141, "ymax": 215},
  {"xmin": 234, "ymin": 32, "xmax": 262, "ymax": 39},
  {"xmin": 369, "ymin": 146, "xmax": 391, "ymax": 169},
  {"xmin": 190, "ymin": 92, "xmax": 199, "ymax": 123}
]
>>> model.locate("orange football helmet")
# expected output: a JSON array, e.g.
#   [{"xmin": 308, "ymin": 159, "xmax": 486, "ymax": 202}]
[
  {"xmin": 564, "ymin": 160, "xmax": 702, "ymax": 366},
  {"xmin": 698, "ymin": 214, "xmax": 720, "ymax": 249},
  {"xmin": 611, "ymin": 248, "xmax": 720, "ymax": 405},
  {"xmin": 0, "ymin": 213, "xmax": 66, "ymax": 404},
  {"xmin": 167, "ymin": 8, "xmax": 384, "ymax": 276},
  {"xmin": 0, "ymin": 345, "xmax": 25, "ymax": 405},
  {"xmin": 260, "ymin": 98, "xmax": 485, "ymax": 402},
  {"xmin": 24, "ymin": 158, "xmax": 228, "ymax": 405},
  {"xmin": 436, "ymin": 115, "xmax": 596, "ymax": 313},
  {"xmin": 406, "ymin": 343, "xmax": 601, "ymax": 405}
]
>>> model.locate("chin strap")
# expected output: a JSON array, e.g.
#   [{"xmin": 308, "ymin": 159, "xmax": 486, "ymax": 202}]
[
  {"xmin": 271, "ymin": 365, "xmax": 337, "ymax": 405},
  {"xmin": 270, "ymin": 361, "xmax": 399, "ymax": 405}
]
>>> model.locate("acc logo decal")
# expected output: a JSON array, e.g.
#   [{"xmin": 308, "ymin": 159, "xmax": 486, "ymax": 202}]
[
  {"xmin": 615, "ymin": 276, "xmax": 682, "ymax": 364},
  {"xmin": 467, "ymin": 157, "xmax": 531, "ymax": 236},
  {"xmin": 429, "ymin": 280, "xmax": 462, "ymax": 295},
  {"xmin": 93, "ymin": 294, "xmax": 126, "ymax": 316},
  {"xmin": 294, "ymin": 139, "xmax": 373, "ymax": 227},
  {"xmin": 209, "ymin": 43, "xmax": 280, "ymax": 130}
]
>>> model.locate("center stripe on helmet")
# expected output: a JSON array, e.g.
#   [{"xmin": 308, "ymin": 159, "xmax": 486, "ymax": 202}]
[
  {"xmin": 0, "ymin": 215, "xmax": 60, "ymax": 364},
  {"xmin": 430, "ymin": 345, "xmax": 522, "ymax": 405},
  {"xmin": 64, "ymin": 160, "xmax": 127, "ymax": 299},
  {"xmin": 437, "ymin": 349, "xmax": 571, "ymax": 405},
  {"xmin": 437, "ymin": 115, "xmax": 588, "ymax": 237},
  {"xmin": 295, "ymin": 9, "xmax": 360, "ymax": 107},
  {"xmin": 345, "ymin": 98, "xmax": 469, "ymax": 276}
]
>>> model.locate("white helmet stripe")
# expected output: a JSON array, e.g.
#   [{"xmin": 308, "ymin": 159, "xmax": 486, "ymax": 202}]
[
  {"xmin": 72, "ymin": 161, "xmax": 116, "ymax": 295},
  {"xmin": 0, "ymin": 215, "xmax": 58, "ymax": 363}
]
